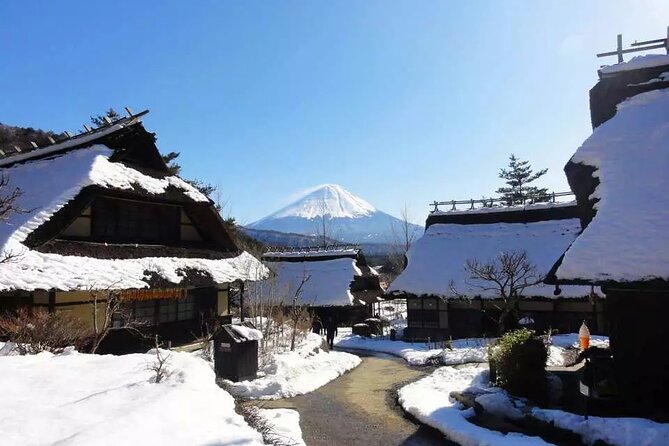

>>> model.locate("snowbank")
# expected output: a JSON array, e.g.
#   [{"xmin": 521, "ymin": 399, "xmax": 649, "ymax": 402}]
[
  {"xmin": 226, "ymin": 333, "xmax": 361, "ymax": 399},
  {"xmin": 398, "ymin": 364, "xmax": 552, "ymax": 445},
  {"xmin": 388, "ymin": 219, "xmax": 588, "ymax": 298},
  {"xmin": 256, "ymin": 408, "xmax": 306, "ymax": 446},
  {"xmin": 335, "ymin": 334, "xmax": 489, "ymax": 365},
  {"xmin": 0, "ymin": 349, "xmax": 264, "ymax": 445},
  {"xmin": 556, "ymin": 88, "xmax": 669, "ymax": 282},
  {"xmin": 336, "ymin": 333, "xmax": 607, "ymax": 368},
  {"xmin": 472, "ymin": 380, "xmax": 669, "ymax": 446},
  {"xmin": 530, "ymin": 408, "xmax": 669, "ymax": 446}
]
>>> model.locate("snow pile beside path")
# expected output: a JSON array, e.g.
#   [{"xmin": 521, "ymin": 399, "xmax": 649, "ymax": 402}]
[
  {"xmin": 226, "ymin": 333, "xmax": 361, "ymax": 399},
  {"xmin": 257, "ymin": 408, "xmax": 306, "ymax": 446},
  {"xmin": 398, "ymin": 364, "xmax": 551, "ymax": 445},
  {"xmin": 0, "ymin": 349, "xmax": 263, "ymax": 446},
  {"xmin": 530, "ymin": 408, "xmax": 669, "ymax": 446},
  {"xmin": 335, "ymin": 334, "xmax": 489, "ymax": 365}
]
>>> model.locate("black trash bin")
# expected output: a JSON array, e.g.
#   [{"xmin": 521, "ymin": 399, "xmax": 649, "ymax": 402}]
[{"xmin": 213, "ymin": 321, "xmax": 260, "ymax": 382}]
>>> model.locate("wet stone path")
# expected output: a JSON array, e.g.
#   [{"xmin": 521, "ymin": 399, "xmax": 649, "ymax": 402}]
[{"xmin": 258, "ymin": 349, "xmax": 457, "ymax": 446}]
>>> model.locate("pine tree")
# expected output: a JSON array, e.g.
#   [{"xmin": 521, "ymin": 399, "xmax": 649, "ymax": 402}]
[
  {"xmin": 90, "ymin": 108, "xmax": 121, "ymax": 127},
  {"xmin": 496, "ymin": 154, "xmax": 549, "ymax": 205}
]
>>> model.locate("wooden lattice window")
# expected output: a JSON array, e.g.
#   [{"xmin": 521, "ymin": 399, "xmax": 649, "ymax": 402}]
[{"xmin": 91, "ymin": 197, "xmax": 180, "ymax": 244}]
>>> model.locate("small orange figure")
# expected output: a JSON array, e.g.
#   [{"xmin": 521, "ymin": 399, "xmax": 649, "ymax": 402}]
[{"xmin": 579, "ymin": 320, "xmax": 591, "ymax": 350}]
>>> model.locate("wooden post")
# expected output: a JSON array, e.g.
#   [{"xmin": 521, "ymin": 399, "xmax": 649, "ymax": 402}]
[
  {"xmin": 239, "ymin": 281, "xmax": 245, "ymax": 322},
  {"xmin": 617, "ymin": 34, "xmax": 623, "ymax": 63}
]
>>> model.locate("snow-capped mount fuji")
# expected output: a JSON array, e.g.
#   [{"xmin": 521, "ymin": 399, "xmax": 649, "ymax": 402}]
[{"xmin": 247, "ymin": 184, "xmax": 423, "ymax": 244}]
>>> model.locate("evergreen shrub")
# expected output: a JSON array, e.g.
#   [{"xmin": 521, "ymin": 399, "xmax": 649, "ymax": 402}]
[{"xmin": 489, "ymin": 328, "xmax": 548, "ymax": 402}]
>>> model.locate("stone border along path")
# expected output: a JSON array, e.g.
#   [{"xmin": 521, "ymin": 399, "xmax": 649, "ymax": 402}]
[{"xmin": 257, "ymin": 349, "xmax": 458, "ymax": 446}]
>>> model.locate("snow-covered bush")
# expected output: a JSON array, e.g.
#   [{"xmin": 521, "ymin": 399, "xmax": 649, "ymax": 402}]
[
  {"xmin": 489, "ymin": 328, "xmax": 548, "ymax": 402},
  {"xmin": 0, "ymin": 308, "xmax": 90, "ymax": 354}
]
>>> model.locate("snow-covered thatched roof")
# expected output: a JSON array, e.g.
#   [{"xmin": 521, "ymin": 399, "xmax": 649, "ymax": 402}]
[
  {"xmin": 553, "ymin": 88, "xmax": 669, "ymax": 284},
  {"xmin": 599, "ymin": 54, "xmax": 669, "ymax": 77},
  {"xmin": 388, "ymin": 207, "xmax": 590, "ymax": 299},
  {"xmin": 263, "ymin": 257, "xmax": 360, "ymax": 307},
  {"xmin": 256, "ymin": 247, "xmax": 380, "ymax": 307},
  {"xmin": 0, "ymin": 123, "xmax": 267, "ymax": 292}
]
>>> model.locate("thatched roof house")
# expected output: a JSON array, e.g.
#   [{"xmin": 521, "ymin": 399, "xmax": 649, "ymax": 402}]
[
  {"xmin": 260, "ymin": 247, "xmax": 382, "ymax": 324},
  {"xmin": 388, "ymin": 202, "xmax": 597, "ymax": 339},
  {"xmin": 0, "ymin": 110, "xmax": 267, "ymax": 351},
  {"xmin": 546, "ymin": 53, "xmax": 669, "ymax": 417}
]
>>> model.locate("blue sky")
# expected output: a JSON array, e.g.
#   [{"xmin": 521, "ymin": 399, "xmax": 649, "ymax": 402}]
[{"xmin": 1, "ymin": 1, "xmax": 667, "ymax": 224}]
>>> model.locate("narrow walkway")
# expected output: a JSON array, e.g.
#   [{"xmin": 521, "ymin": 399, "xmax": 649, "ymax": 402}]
[{"xmin": 258, "ymin": 349, "xmax": 457, "ymax": 446}]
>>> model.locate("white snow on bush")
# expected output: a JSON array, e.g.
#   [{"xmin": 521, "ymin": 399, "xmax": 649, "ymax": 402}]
[
  {"xmin": 530, "ymin": 407, "xmax": 669, "ymax": 446},
  {"xmin": 388, "ymin": 219, "xmax": 589, "ymax": 298},
  {"xmin": 335, "ymin": 334, "xmax": 489, "ymax": 366},
  {"xmin": 599, "ymin": 54, "xmax": 669, "ymax": 76},
  {"xmin": 398, "ymin": 364, "xmax": 552, "ymax": 445},
  {"xmin": 231, "ymin": 325, "xmax": 264, "ymax": 341},
  {"xmin": 0, "ymin": 146, "xmax": 268, "ymax": 291},
  {"xmin": 256, "ymin": 408, "xmax": 306, "ymax": 446},
  {"xmin": 226, "ymin": 333, "xmax": 360, "ymax": 399},
  {"xmin": 0, "ymin": 349, "xmax": 264, "ymax": 446},
  {"xmin": 556, "ymin": 89, "xmax": 669, "ymax": 282},
  {"xmin": 263, "ymin": 258, "xmax": 359, "ymax": 306}
]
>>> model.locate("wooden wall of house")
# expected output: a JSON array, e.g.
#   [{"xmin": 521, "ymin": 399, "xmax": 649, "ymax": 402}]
[
  {"xmin": 404, "ymin": 296, "xmax": 607, "ymax": 340},
  {"xmin": 12, "ymin": 285, "xmax": 233, "ymax": 353},
  {"xmin": 606, "ymin": 288, "xmax": 669, "ymax": 419}
]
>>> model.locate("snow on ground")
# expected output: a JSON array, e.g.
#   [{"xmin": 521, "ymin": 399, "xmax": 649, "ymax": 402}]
[
  {"xmin": 0, "ymin": 348, "xmax": 264, "ymax": 446},
  {"xmin": 471, "ymin": 376, "xmax": 669, "ymax": 446},
  {"xmin": 335, "ymin": 332, "xmax": 603, "ymax": 367},
  {"xmin": 334, "ymin": 333, "xmax": 489, "ymax": 365},
  {"xmin": 256, "ymin": 408, "xmax": 306, "ymax": 446},
  {"xmin": 398, "ymin": 364, "xmax": 552, "ymax": 445},
  {"xmin": 225, "ymin": 333, "xmax": 361, "ymax": 399},
  {"xmin": 530, "ymin": 408, "xmax": 669, "ymax": 446}
]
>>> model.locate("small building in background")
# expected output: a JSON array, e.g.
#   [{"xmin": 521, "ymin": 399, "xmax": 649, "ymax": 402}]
[
  {"xmin": 259, "ymin": 247, "xmax": 383, "ymax": 325},
  {"xmin": 388, "ymin": 202, "xmax": 599, "ymax": 341},
  {"xmin": 547, "ymin": 51, "xmax": 669, "ymax": 417},
  {"xmin": 0, "ymin": 110, "xmax": 267, "ymax": 352}
]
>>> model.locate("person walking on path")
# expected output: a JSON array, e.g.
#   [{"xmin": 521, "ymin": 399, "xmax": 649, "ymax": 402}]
[
  {"xmin": 312, "ymin": 316, "xmax": 323, "ymax": 335},
  {"xmin": 325, "ymin": 316, "xmax": 337, "ymax": 349}
]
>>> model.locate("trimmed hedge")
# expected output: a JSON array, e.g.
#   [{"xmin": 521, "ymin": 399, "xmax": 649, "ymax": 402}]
[{"xmin": 489, "ymin": 328, "xmax": 548, "ymax": 402}]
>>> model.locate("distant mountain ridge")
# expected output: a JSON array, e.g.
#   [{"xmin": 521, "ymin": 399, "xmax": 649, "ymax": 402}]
[{"xmin": 247, "ymin": 184, "xmax": 423, "ymax": 245}]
